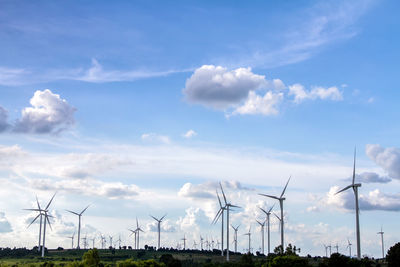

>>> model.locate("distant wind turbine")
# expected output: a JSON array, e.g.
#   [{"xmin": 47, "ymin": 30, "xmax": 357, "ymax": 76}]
[
  {"xmin": 135, "ymin": 218, "xmax": 144, "ymax": 249},
  {"xmin": 259, "ymin": 205, "xmax": 274, "ymax": 255},
  {"xmin": 231, "ymin": 224, "xmax": 240, "ymax": 253},
  {"xmin": 256, "ymin": 219, "xmax": 265, "ymax": 255},
  {"xmin": 335, "ymin": 148, "xmax": 361, "ymax": 259},
  {"xmin": 347, "ymin": 239, "xmax": 352, "ymax": 257},
  {"xmin": 181, "ymin": 234, "xmax": 187, "ymax": 250},
  {"xmin": 200, "ymin": 236, "xmax": 204, "ymax": 250},
  {"xmin": 150, "ymin": 214, "xmax": 166, "ymax": 249},
  {"xmin": 66, "ymin": 205, "xmax": 90, "ymax": 249},
  {"xmin": 259, "ymin": 176, "xmax": 291, "ymax": 249},
  {"xmin": 244, "ymin": 227, "xmax": 251, "ymax": 253},
  {"xmin": 323, "ymin": 244, "xmax": 328, "ymax": 257},
  {"xmin": 377, "ymin": 226, "xmax": 385, "ymax": 259},
  {"xmin": 67, "ymin": 232, "xmax": 75, "ymax": 249}
]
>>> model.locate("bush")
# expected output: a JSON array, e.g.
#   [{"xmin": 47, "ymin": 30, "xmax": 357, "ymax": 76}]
[
  {"xmin": 159, "ymin": 254, "xmax": 182, "ymax": 267},
  {"xmin": 269, "ymin": 255, "xmax": 310, "ymax": 267},
  {"xmin": 82, "ymin": 248, "xmax": 101, "ymax": 267},
  {"xmin": 117, "ymin": 259, "xmax": 165, "ymax": 267}
]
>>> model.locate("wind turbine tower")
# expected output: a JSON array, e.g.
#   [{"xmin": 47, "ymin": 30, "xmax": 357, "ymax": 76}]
[
  {"xmin": 182, "ymin": 234, "xmax": 187, "ymax": 250},
  {"xmin": 150, "ymin": 214, "xmax": 166, "ymax": 249},
  {"xmin": 378, "ymin": 227, "xmax": 385, "ymax": 259},
  {"xmin": 259, "ymin": 176, "xmax": 291, "ymax": 250},
  {"xmin": 66, "ymin": 205, "xmax": 90, "ymax": 249},
  {"xmin": 212, "ymin": 190, "xmax": 226, "ymax": 257},
  {"xmin": 335, "ymin": 148, "xmax": 362, "ymax": 258},
  {"xmin": 347, "ymin": 239, "xmax": 352, "ymax": 257},
  {"xmin": 244, "ymin": 227, "xmax": 251, "ymax": 254},
  {"xmin": 67, "ymin": 232, "xmax": 75, "ymax": 249}
]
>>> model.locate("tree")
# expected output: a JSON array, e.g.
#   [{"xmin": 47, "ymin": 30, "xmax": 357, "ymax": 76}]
[
  {"xmin": 387, "ymin": 242, "xmax": 400, "ymax": 267},
  {"xmin": 82, "ymin": 248, "xmax": 101, "ymax": 267}
]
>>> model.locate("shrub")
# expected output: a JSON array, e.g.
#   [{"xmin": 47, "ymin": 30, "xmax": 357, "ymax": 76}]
[{"xmin": 387, "ymin": 242, "xmax": 400, "ymax": 267}]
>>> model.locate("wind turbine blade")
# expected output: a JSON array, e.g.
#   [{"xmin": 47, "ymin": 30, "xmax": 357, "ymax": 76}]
[
  {"xmin": 80, "ymin": 204, "xmax": 90, "ymax": 215},
  {"xmin": 259, "ymin": 194, "xmax": 279, "ymax": 200},
  {"xmin": 46, "ymin": 215, "xmax": 52, "ymax": 230},
  {"xmin": 219, "ymin": 182, "xmax": 227, "ymax": 205},
  {"xmin": 280, "ymin": 176, "xmax": 291, "ymax": 198},
  {"xmin": 160, "ymin": 214, "xmax": 167, "ymax": 221},
  {"xmin": 230, "ymin": 204, "xmax": 241, "ymax": 208},
  {"xmin": 335, "ymin": 185, "xmax": 353, "ymax": 195},
  {"xmin": 150, "ymin": 215, "xmax": 158, "ymax": 221},
  {"xmin": 256, "ymin": 220, "xmax": 263, "ymax": 226},
  {"xmin": 27, "ymin": 214, "xmax": 41, "ymax": 228},
  {"xmin": 216, "ymin": 191, "xmax": 223, "ymax": 208},
  {"xmin": 23, "ymin": 208, "xmax": 42, "ymax": 212},
  {"xmin": 211, "ymin": 208, "xmax": 223, "ymax": 225},
  {"xmin": 259, "ymin": 207, "xmax": 268, "ymax": 215},
  {"xmin": 352, "ymin": 147, "xmax": 356, "ymax": 185},
  {"xmin": 36, "ymin": 195, "xmax": 41, "ymax": 210},
  {"xmin": 273, "ymin": 212, "xmax": 281, "ymax": 221},
  {"xmin": 45, "ymin": 192, "xmax": 57, "ymax": 210},
  {"xmin": 268, "ymin": 204, "xmax": 275, "ymax": 213},
  {"xmin": 136, "ymin": 217, "xmax": 139, "ymax": 228},
  {"xmin": 66, "ymin": 209, "xmax": 80, "ymax": 216}
]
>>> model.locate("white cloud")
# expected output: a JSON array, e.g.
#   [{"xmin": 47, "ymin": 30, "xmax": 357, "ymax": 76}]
[
  {"xmin": 326, "ymin": 186, "xmax": 400, "ymax": 211},
  {"xmin": 232, "ymin": 91, "xmax": 284, "ymax": 116},
  {"xmin": 141, "ymin": 133, "xmax": 171, "ymax": 144},
  {"xmin": 146, "ymin": 219, "xmax": 176, "ymax": 233},
  {"xmin": 183, "ymin": 130, "xmax": 197, "ymax": 139},
  {"xmin": 288, "ymin": 84, "xmax": 343, "ymax": 103},
  {"xmin": 366, "ymin": 144, "xmax": 400, "ymax": 180},
  {"xmin": 178, "ymin": 181, "xmax": 253, "ymax": 200},
  {"xmin": 355, "ymin": 172, "xmax": 391, "ymax": 184},
  {"xmin": 0, "ymin": 67, "xmax": 30, "ymax": 86},
  {"xmin": 14, "ymin": 89, "xmax": 76, "ymax": 134},
  {"xmin": 30, "ymin": 178, "xmax": 140, "ymax": 200},
  {"xmin": 0, "ymin": 212, "xmax": 12, "ymax": 233},
  {"xmin": 77, "ymin": 59, "xmax": 182, "ymax": 83},
  {"xmin": 183, "ymin": 65, "xmax": 267, "ymax": 109}
]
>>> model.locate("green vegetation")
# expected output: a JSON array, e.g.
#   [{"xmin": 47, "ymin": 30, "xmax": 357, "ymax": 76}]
[
  {"xmin": 387, "ymin": 242, "xmax": 400, "ymax": 267},
  {"xmin": 0, "ymin": 245, "xmax": 387, "ymax": 267}
]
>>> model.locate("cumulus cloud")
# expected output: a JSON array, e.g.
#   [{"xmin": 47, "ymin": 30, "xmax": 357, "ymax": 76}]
[
  {"xmin": 366, "ymin": 144, "xmax": 400, "ymax": 180},
  {"xmin": 141, "ymin": 133, "xmax": 171, "ymax": 144},
  {"xmin": 354, "ymin": 172, "xmax": 391, "ymax": 184},
  {"xmin": 183, "ymin": 65, "xmax": 267, "ymax": 109},
  {"xmin": 30, "ymin": 178, "xmax": 140, "ymax": 200},
  {"xmin": 14, "ymin": 89, "xmax": 76, "ymax": 134},
  {"xmin": 178, "ymin": 181, "xmax": 253, "ymax": 200},
  {"xmin": 232, "ymin": 91, "xmax": 283, "ymax": 116},
  {"xmin": 176, "ymin": 207, "xmax": 210, "ymax": 233},
  {"xmin": 183, "ymin": 130, "xmax": 197, "ymax": 139},
  {"xmin": 0, "ymin": 106, "xmax": 10, "ymax": 132},
  {"xmin": 326, "ymin": 186, "xmax": 400, "ymax": 211},
  {"xmin": 0, "ymin": 212, "xmax": 12, "ymax": 233},
  {"xmin": 288, "ymin": 84, "xmax": 343, "ymax": 103},
  {"xmin": 146, "ymin": 219, "xmax": 176, "ymax": 233}
]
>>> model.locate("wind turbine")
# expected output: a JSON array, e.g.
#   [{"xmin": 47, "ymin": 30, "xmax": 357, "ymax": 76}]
[
  {"xmin": 109, "ymin": 235, "xmax": 113, "ymax": 248},
  {"xmin": 218, "ymin": 182, "xmax": 241, "ymax": 261},
  {"xmin": 193, "ymin": 240, "xmax": 198, "ymax": 249},
  {"xmin": 244, "ymin": 227, "xmax": 251, "ymax": 253},
  {"xmin": 259, "ymin": 176, "xmax": 291, "ymax": 250},
  {"xmin": 117, "ymin": 235, "xmax": 122, "ymax": 248},
  {"xmin": 347, "ymin": 239, "xmax": 352, "ymax": 257},
  {"xmin": 150, "ymin": 214, "xmax": 166, "ymax": 249},
  {"xmin": 335, "ymin": 148, "xmax": 362, "ymax": 258},
  {"xmin": 91, "ymin": 236, "xmax": 96, "ymax": 249},
  {"xmin": 256, "ymin": 219, "xmax": 265, "ymax": 255},
  {"xmin": 128, "ymin": 229, "xmax": 137, "ymax": 249},
  {"xmin": 377, "ymin": 227, "xmax": 385, "ymax": 259},
  {"xmin": 212, "ymin": 190, "xmax": 226, "ymax": 257},
  {"xmin": 334, "ymin": 243, "xmax": 339, "ymax": 254},
  {"xmin": 24, "ymin": 193, "xmax": 56, "ymax": 254},
  {"xmin": 328, "ymin": 244, "xmax": 332, "ymax": 257},
  {"xmin": 135, "ymin": 217, "xmax": 144, "ymax": 249},
  {"xmin": 323, "ymin": 244, "xmax": 328, "ymax": 257},
  {"xmin": 259, "ymin": 205, "xmax": 274, "ymax": 255},
  {"xmin": 200, "ymin": 236, "xmax": 204, "ymax": 250},
  {"xmin": 25, "ymin": 193, "xmax": 56, "ymax": 257},
  {"xmin": 67, "ymin": 232, "xmax": 75, "ymax": 249},
  {"xmin": 181, "ymin": 234, "xmax": 187, "ymax": 250},
  {"xmin": 66, "ymin": 205, "xmax": 90, "ymax": 249},
  {"xmin": 231, "ymin": 224, "xmax": 240, "ymax": 253}
]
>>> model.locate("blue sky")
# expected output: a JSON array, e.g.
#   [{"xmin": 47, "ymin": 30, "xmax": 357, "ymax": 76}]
[{"xmin": 0, "ymin": 0, "xmax": 400, "ymax": 258}]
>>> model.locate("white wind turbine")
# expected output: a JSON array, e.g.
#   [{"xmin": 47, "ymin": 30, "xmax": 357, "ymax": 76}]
[
  {"xmin": 135, "ymin": 217, "xmax": 144, "ymax": 249},
  {"xmin": 109, "ymin": 235, "xmax": 113, "ymax": 248},
  {"xmin": 181, "ymin": 234, "xmax": 187, "ymax": 250},
  {"xmin": 335, "ymin": 148, "xmax": 361, "ymax": 259},
  {"xmin": 25, "ymin": 193, "xmax": 56, "ymax": 257},
  {"xmin": 323, "ymin": 244, "xmax": 329, "ymax": 257},
  {"xmin": 66, "ymin": 205, "xmax": 90, "ymax": 249},
  {"xmin": 377, "ymin": 227, "xmax": 384, "ymax": 259},
  {"xmin": 200, "ymin": 236, "xmax": 204, "ymax": 250},
  {"xmin": 244, "ymin": 227, "xmax": 251, "ymax": 253},
  {"xmin": 259, "ymin": 176, "xmax": 291, "ymax": 250},
  {"xmin": 150, "ymin": 214, "xmax": 166, "ymax": 249},
  {"xmin": 217, "ymin": 182, "xmax": 241, "ymax": 261},
  {"xmin": 231, "ymin": 224, "xmax": 240, "ymax": 253},
  {"xmin": 212, "ymin": 190, "xmax": 226, "ymax": 257},
  {"xmin": 67, "ymin": 232, "xmax": 75, "ymax": 249},
  {"xmin": 259, "ymin": 205, "xmax": 274, "ymax": 255},
  {"xmin": 347, "ymin": 239, "xmax": 352, "ymax": 257},
  {"xmin": 256, "ymin": 219, "xmax": 265, "ymax": 255}
]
